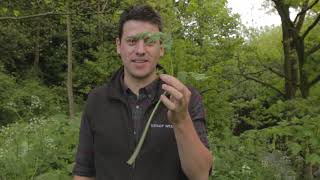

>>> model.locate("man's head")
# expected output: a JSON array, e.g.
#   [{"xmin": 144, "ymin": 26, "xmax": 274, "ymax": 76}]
[
  {"xmin": 118, "ymin": 5, "xmax": 163, "ymax": 40},
  {"xmin": 116, "ymin": 5, "xmax": 164, "ymax": 81}
]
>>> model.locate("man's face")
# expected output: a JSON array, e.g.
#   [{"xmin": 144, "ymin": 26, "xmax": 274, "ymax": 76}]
[{"xmin": 116, "ymin": 20, "xmax": 164, "ymax": 80}]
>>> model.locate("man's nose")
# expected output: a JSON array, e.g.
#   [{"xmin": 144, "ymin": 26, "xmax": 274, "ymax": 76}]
[{"xmin": 135, "ymin": 40, "xmax": 146, "ymax": 56}]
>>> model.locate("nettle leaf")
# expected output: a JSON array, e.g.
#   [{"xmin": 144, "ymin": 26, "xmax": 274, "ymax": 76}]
[
  {"xmin": 134, "ymin": 32, "xmax": 151, "ymax": 41},
  {"xmin": 177, "ymin": 71, "xmax": 188, "ymax": 82},
  {"xmin": 1, "ymin": 7, "xmax": 8, "ymax": 14},
  {"xmin": 291, "ymin": 117, "xmax": 301, "ymax": 124},
  {"xmin": 35, "ymin": 170, "xmax": 69, "ymax": 180},
  {"xmin": 287, "ymin": 142, "xmax": 301, "ymax": 155},
  {"xmin": 67, "ymin": 163, "xmax": 75, "ymax": 173},
  {"xmin": 161, "ymin": 33, "xmax": 173, "ymax": 51},
  {"xmin": 189, "ymin": 72, "xmax": 208, "ymax": 81},
  {"xmin": 309, "ymin": 136, "xmax": 320, "ymax": 147},
  {"xmin": 133, "ymin": 32, "xmax": 172, "ymax": 50},
  {"xmin": 306, "ymin": 153, "xmax": 320, "ymax": 165},
  {"xmin": 13, "ymin": 10, "xmax": 20, "ymax": 17},
  {"xmin": 176, "ymin": 72, "xmax": 208, "ymax": 82},
  {"xmin": 44, "ymin": 0, "xmax": 51, "ymax": 5},
  {"xmin": 302, "ymin": 129, "xmax": 313, "ymax": 137},
  {"xmin": 156, "ymin": 68, "xmax": 165, "ymax": 76}
]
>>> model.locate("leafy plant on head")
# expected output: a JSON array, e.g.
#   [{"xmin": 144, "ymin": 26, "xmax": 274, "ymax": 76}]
[{"xmin": 132, "ymin": 31, "xmax": 172, "ymax": 52}]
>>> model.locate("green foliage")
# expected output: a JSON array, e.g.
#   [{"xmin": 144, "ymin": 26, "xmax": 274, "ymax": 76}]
[
  {"xmin": 74, "ymin": 42, "xmax": 121, "ymax": 95},
  {"xmin": 210, "ymin": 133, "xmax": 297, "ymax": 179},
  {"xmin": 0, "ymin": 114, "xmax": 80, "ymax": 180},
  {"xmin": 0, "ymin": 71, "xmax": 64, "ymax": 125},
  {"xmin": 133, "ymin": 32, "xmax": 173, "ymax": 50},
  {"xmin": 226, "ymin": 97, "xmax": 320, "ymax": 179}
]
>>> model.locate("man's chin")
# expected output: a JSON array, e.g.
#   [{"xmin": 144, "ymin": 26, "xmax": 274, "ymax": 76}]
[
  {"xmin": 132, "ymin": 73, "xmax": 151, "ymax": 79},
  {"xmin": 131, "ymin": 71, "xmax": 156, "ymax": 80}
]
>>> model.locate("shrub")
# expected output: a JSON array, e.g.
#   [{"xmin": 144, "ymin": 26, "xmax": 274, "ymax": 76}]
[
  {"xmin": 0, "ymin": 72, "xmax": 65, "ymax": 125},
  {"xmin": 0, "ymin": 114, "xmax": 80, "ymax": 179}
]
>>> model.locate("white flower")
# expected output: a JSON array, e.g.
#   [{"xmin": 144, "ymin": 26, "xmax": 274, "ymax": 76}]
[
  {"xmin": 261, "ymin": 160, "xmax": 268, "ymax": 168},
  {"xmin": 6, "ymin": 101, "xmax": 17, "ymax": 109},
  {"xmin": 30, "ymin": 95, "xmax": 42, "ymax": 110},
  {"xmin": 242, "ymin": 164, "xmax": 252, "ymax": 174}
]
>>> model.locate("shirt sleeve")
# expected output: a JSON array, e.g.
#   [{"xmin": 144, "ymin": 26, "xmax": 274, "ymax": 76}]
[
  {"xmin": 73, "ymin": 110, "xmax": 96, "ymax": 177},
  {"xmin": 188, "ymin": 87, "xmax": 210, "ymax": 149}
]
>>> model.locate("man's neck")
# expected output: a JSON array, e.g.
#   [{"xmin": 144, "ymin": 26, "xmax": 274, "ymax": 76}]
[{"xmin": 124, "ymin": 72, "xmax": 157, "ymax": 95}]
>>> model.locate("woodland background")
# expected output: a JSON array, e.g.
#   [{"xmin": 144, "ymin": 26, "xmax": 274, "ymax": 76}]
[{"xmin": 0, "ymin": 0, "xmax": 320, "ymax": 179}]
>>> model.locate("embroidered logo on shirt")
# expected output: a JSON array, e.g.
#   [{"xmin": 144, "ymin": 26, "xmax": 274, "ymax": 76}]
[{"xmin": 150, "ymin": 123, "xmax": 173, "ymax": 128}]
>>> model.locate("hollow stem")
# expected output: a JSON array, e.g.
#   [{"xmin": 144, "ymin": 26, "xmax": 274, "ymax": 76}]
[{"xmin": 127, "ymin": 91, "xmax": 167, "ymax": 165}]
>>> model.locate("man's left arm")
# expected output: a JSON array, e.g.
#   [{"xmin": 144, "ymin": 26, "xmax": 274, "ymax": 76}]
[{"xmin": 160, "ymin": 74, "xmax": 213, "ymax": 180}]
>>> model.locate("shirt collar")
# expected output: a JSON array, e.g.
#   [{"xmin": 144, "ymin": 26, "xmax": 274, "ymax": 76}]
[{"xmin": 119, "ymin": 71, "xmax": 159, "ymax": 100}]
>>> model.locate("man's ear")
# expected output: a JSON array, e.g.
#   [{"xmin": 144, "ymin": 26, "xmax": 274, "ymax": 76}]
[
  {"xmin": 160, "ymin": 46, "xmax": 165, "ymax": 57},
  {"xmin": 116, "ymin": 38, "xmax": 121, "ymax": 55}
]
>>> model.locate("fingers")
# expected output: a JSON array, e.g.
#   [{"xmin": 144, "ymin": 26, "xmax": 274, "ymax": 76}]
[
  {"xmin": 160, "ymin": 94, "xmax": 176, "ymax": 110},
  {"xmin": 162, "ymin": 84, "xmax": 183, "ymax": 101},
  {"xmin": 160, "ymin": 74, "xmax": 192, "ymax": 124},
  {"xmin": 160, "ymin": 74, "xmax": 186, "ymax": 93},
  {"xmin": 160, "ymin": 85, "xmax": 184, "ymax": 112}
]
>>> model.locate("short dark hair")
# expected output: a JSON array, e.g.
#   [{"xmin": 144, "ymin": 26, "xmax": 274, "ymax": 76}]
[{"xmin": 118, "ymin": 5, "xmax": 163, "ymax": 40}]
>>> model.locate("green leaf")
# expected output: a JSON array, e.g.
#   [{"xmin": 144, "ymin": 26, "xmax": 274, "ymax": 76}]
[
  {"xmin": 67, "ymin": 163, "xmax": 75, "ymax": 173},
  {"xmin": 287, "ymin": 142, "xmax": 301, "ymax": 155},
  {"xmin": 1, "ymin": 7, "xmax": 8, "ymax": 14},
  {"xmin": 310, "ymin": 136, "xmax": 320, "ymax": 147},
  {"xmin": 132, "ymin": 32, "xmax": 172, "ymax": 50},
  {"xmin": 44, "ymin": 0, "xmax": 51, "ymax": 4},
  {"xmin": 35, "ymin": 171, "xmax": 69, "ymax": 180},
  {"xmin": 306, "ymin": 153, "xmax": 320, "ymax": 165},
  {"xmin": 13, "ymin": 10, "xmax": 20, "ymax": 17},
  {"xmin": 189, "ymin": 72, "xmax": 208, "ymax": 81},
  {"xmin": 177, "ymin": 71, "xmax": 188, "ymax": 82}
]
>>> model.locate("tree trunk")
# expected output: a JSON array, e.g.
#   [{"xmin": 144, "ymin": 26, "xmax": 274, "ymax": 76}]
[
  {"xmin": 296, "ymin": 36, "xmax": 309, "ymax": 98},
  {"xmin": 66, "ymin": 11, "xmax": 75, "ymax": 120},
  {"xmin": 33, "ymin": 28, "xmax": 40, "ymax": 74},
  {"xmin": 281, "ymin": 19, "xmax": 298, "ymax": 100},
  {"xmin": 304, "ymin": 147, "xmax": 314, "ymax": 180}
]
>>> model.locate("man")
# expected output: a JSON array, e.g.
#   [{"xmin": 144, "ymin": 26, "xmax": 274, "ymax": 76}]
[{"xmin": 73, "ymin": 4, "xmax": 212, "ymax": 180}]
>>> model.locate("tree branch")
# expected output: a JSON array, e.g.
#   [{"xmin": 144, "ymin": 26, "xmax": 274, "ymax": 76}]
[
  {"xmin": 241, "ymin": 74, "xmax": 286, "ymax": 97},
  {"xmin": 294, "ymin": 0, "xmax": 309, "ymax": 32},
  {"xmin": 306, "ymin": 43, "xmax": 320, "ymax": 57},
  {"xmin": 101, "ymin": 1, "xmax": 109, "ymax": 12},
  {"xmin": 272, "ymin": 0, "xmax": 295, "ymax": 27},
  {"xmin": 236, "ymin": 54, "xmax": 285, "ymax": 97},
  {"xmin": 293, "ymin": 0, "xmax": 319, "ymax": 24},
  {"xmin": 302, "ymin": 13, "xmax": 320, "ymax": 39},
  {"xmin": 200, "ymin": 79, "xmax": 249, "ymax": 95},
  {"xmin": 265, "ymin": 65, "xmax": 286, "ymax": 78},
  {"xmin": 309, "ymin": 74, "xmax": 320, "ymax": 87},
  {"xmin": 0, "ymin": 11, "xmax": 110, "ymax": 21},
  {"xmin": 0, "ymin": 12, "xmax": 70, "ymax": 20},
  {"xmin": 255, "ymin": 55, "xmax": 287, "ymax": 79}
]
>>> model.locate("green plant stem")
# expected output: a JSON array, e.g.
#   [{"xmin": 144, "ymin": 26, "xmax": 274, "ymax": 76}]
[
  {"xmin": 14, "ymin": 109, "xmax": 24, "ymax": 121},
  {"xmin": 127, "ymin": 91, "xmax": 167, "ymax": 165},
  {"xmin": 30, "ymin": 156, "xmax": 39, "ymax": 179}
]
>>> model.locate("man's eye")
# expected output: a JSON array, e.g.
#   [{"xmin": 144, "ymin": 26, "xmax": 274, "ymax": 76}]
[{"xmin": 127, "ymin": 38, "xmax": 137, "ymax": 45}]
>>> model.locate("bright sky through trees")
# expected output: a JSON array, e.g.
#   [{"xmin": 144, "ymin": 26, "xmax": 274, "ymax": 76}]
[{"xmin": 227, "ymin": 0, "xmax": 281, "ymax": 28}]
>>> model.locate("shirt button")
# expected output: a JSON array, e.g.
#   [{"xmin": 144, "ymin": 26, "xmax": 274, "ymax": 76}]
[{"xmin": 136, "ymin": 105, "xmax": 140, "ymax": 109}]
